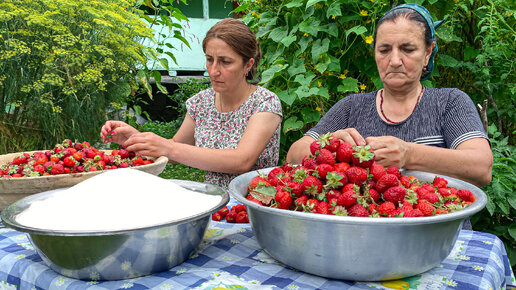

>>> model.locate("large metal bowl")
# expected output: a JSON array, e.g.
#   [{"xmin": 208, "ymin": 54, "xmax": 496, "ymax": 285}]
[
  {"xmin": 228, "ymin": 168, "xmax": 488, "ymax": 282},
  {"xmin": 1, "ymin": 179, "xmax": 229, "ymax": 281}
]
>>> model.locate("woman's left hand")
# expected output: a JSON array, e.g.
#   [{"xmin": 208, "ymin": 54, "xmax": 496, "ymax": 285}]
[
  {"xmin": 365, "ymin": 136, "xmax": 410, "ymax": 169},
  {"xmin": 123, "ymin": 132, "xmax": 172, "ymax": 159}
]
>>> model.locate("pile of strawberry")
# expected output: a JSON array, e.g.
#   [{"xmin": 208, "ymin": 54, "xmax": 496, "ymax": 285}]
[
  {"xmin": 212, "ymin": 205, "xmax": 249, "ymax": 223},
  {"xmin": 0, "ymin": 139, "xmax": 154, "ymax": 178},
  {"xmin": 246, "ymin": 133, "xmax": 475, "ymax": 218}
]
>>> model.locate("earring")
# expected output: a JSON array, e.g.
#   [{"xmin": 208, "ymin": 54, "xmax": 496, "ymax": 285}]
[{"xmin": 423, "ymin": 66, "xmax": 428, "ymax": 72}]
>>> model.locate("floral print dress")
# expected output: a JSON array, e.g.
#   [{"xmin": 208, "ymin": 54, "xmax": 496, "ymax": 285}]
[{"xmin": 186, "ymin": 86, "xmax": 282, "ymax": 189}]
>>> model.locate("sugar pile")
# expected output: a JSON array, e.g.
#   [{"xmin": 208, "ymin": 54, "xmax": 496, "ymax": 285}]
[{"xmin": 16, "ymin": 168, "xmax": 223, "ymax": 232}]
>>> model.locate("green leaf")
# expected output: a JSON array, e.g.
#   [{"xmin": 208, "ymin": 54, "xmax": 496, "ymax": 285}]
[
  {"xmin": 464, "ymin": 46, "xmax": 480, "ymax": 61},
  {"xmin": 346, "ymin": 25, "xmax": 367, "ymax": 38},
  {"xmin": 306, "ymin": 0, "xmax": 326, "ymax": 9},
  {"xmin": 317, "ymin": 86, "xmax": 329, "ymax": 99},
  {"xmin": 436, "ymin": 26, "xmax": 462, "ymax": 43},
  {"xmin": 283, "ymin": 116, "xmax": 304, "ymax": 133},
  {"xmin": 508, "ymin": 195, "xmax": 516, "ymax": 211},
  {"xmin": 438, "ymin": 54, "xmax": 459, "ymax": 68},
  {"xmin": 277, "ymin": 90, "xmax": 297, "ymax": 106},
  {"xmin": 337, "ymin": 77, "xmax": 358, "ymax": 93},
  {"xmin": 486, "ymin": 197, "xmax": 495, "ymax": 215},
  {"xmin": 295, "ymin": 86, "xmax": 319, "ymax": 100},
  {"xmin": 320, "ymin": 23, "xmax": 339, "ymax": 37},
  {"xmin": 159, "ymin": 58, "xmax": 169, "ymax": 71},
  {"xmin": 311, "ymin": 38, "xmax": 330, "ymax": 61},
  {"xmin": 315, "ymin": 53, "xmax": 331, "ymax": 73},
  {"xmin": 285, "ymin": 0, "xmax": 304, "ymax": 8},
  {"xmin": 151, "ymin": 71, "xmax": 168, "ymax": 94},
  {"xmin": 260, "ymin": 63, "xmax": 288, "ymax": 84},
  {"xmin": 281, "ymin": 34, "xmax": 297, "ymax": 47},
  {"xmin": 299, "ymin": 18, "xmax": 321, "ymax": 36},
  {"xmin": 294, "ymin": 73, "xmax": 316, "ymax": 87},
  {"xmin": 327, "ymin": 54, "xmax": 341, "ymax": 72},
  {"xmin": 301, "ymin": 107, "xmax": 320, "ymax": 123},
  {"xmin": 296, "ymin": 36, "xmax": 312, "ymax": 55},
  {"xmin": 509, "ymin": 226, "xmax": 516, "ymax": 241},
  {"xmin": 287, "ymin": 58, "xmax": 307, "ymax": 76},
  {"xmin": 269, "ymin": 26, "xmax": 289, "ymax": 43},
  {"xmin": 326, "ymin": 1, "xmax": 342, "ymax": 18}
]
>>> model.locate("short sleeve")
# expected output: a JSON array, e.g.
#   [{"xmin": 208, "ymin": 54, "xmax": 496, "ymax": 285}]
[
  {"xmin": 254, "ymin": 88, "xmax": 282, "ymax": 117},
  {"xmin": 442, "ymin": 89, "xmax": 488, "ymax": 149}
]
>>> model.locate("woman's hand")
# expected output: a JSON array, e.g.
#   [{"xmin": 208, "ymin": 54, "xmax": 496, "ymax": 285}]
[
  {"xmin": 100, "ymin": 121, "xmax": 139, "ymax": 145},
  {"xmin": 365, "ymin": 136, "xmax": 409, "ymax": 168},
  {"xmin": 333, "ymin": 128, "xmax": 366, "ymax": 146},
  {"xmin": 123, "ymin": 132, "xmax": 173, "ymax": 159}
]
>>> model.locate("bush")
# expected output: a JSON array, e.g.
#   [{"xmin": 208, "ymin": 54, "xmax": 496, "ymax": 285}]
[{"xmin": 0, "ymin": 0, "xmax": 159, "ymax": 153}]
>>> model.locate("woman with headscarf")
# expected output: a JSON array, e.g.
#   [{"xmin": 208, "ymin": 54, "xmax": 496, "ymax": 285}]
[{"xmin": 287, "ymin": 4, "xmax": 492, "ymax": 188}]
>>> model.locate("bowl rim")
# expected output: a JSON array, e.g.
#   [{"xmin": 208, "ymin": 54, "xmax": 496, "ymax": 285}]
[
  {"xmin": 1, "ymin": 179, "xmax": 229, "ymax": 236},
  {"xmin": 0, "ymin": 150, "xmax": 168, "ymax": 182},
  {"xmin": 228, "ymin": 167, "xmax": 488, "ymax": 226}
]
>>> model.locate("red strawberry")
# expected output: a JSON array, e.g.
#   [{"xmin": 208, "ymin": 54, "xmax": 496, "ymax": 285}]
[
  {"xmin": 345, "ymin": 166, "xmax": 368, "ymax": 185},
  {"xmin": 337, "ymin": 190, "xmax": 357, "ymax": 207},
  {"xmin": 287, "ymin": 181, "xmax": 303, "ymax": 197},
  {"xmin": 336, "ymin": 142, "xmax": 354, "ymax": 163},
  {"xmin": 383, "ymin": 186, "xmax": 406, "ymax": 204},
  {"xmin": 351, "ymin": 145, "xmax": 375, "ymax": 168},
  {"xmin": 275, "ymin": 191, "xmax": 293, "ymax": 209},
  {"xmin": 369, "ymin": 162, "xmax": 386, "ymax": 181},
  {"xmin": 249, "ymin": 175, "xmax": 269, "ymax": 190},
  {"xmin": 433, "ymin": 176, "xmax": 448, "ymax": 188},
  {"xmin": 437, "ymin": 188, "xmax": 451, "ymax": 197},
  {"xmin": 334, "ymin": 162, "xmax": 350, "ymax": 173},
  {"xmin": 304, "ymin": 199, "xmax": 319, "ymax": 212},
  {"xmin": 315, "ymin": 163, "xmax": 334, "ymax": 180},
  {"xmin": 376, "ymin": 174, "xmax": 399, "ymax": 193},
  {"xmin": 280, "ymin": 163, "xmax": 294, "ymax": 173},
  {"xmin": 232, "ymin": 204, "xmax": 246, "ymax": 213},
  {"xmin": 294, "ymin": 195, "xmax": 309, "ymax": 208},
  {"xmin": 226, "ymin": 212, "xmax": 236, "ymax": 223},
  {"xmin": 310, "ymin": 140, "xmax": 321, "ymax": 156},
  {"xmin": 63, "ymin": 156, "xmax": 76, "ymax": 168},
  {"xmin": 416, "ymin": 200, "xmax": 435, "ymax": 216},
  {"xmin": 378, "ymin": 201, "xmax": 396, "ymax": 216},
  {"xmin": 236, "ymin": 211, "xmax": 249, "ymax": 223},
  {"xmin": 326, "ymin": 189, "xmax": 341, "ymax": 200},
  {"xmin": 268, "ymin": 167, "xmax": 284, "ymax": 180},
  {"xmin": 50, "ymin": 163, "xmax": 65, "ymax": 175},
  {"xmin": 315, "ymin": 148, "xmax": 335, "ymax": 166},
  {"xmin": 212, "ymin": 212, "xmax": 223, "ymax": 221},
  {"xmin": 217, "ymin": 206, "xmax": 230, "ymax": 218},
  {"xmin": 325, "ymin": 134, "xmax": 341, "ymax": 153},
  {"xmin": 315, "ymin": 201, "xmax": 330, "ymax": 214},
  {"xmin": 422, "ymin": 192, "xmax": 440, "ymax": 204},
  {"xmin": 324, "ymin": 171, "xmax": 347, "ymax": 190},
  {"xmin": 302, "ymin": 155, "xmax": 317, "ymax": 170},
  {"xmin": 365, "ymin": 188, "xmax": 380, "ymax": 203},
  {"xmin": 348, "ymin": 204, "xmax": 369, "ymax": 217},
  {"xmin": 36, "ymin": 153, "xmax": 49, "ymax": 165},
  {"xmin": 385, "ymin": 166, "xmax": 401, "ymax": 179},
  {"xmin": 400, "ymin": 175, "xmax": 410, "ymax": 188},
  {"xmin": 13, "ymin": 155, "xmax": 27, "ymax": 166},
  {"xmin": 457, "ymin": 189, "xmax": 475, "ymax": 202},
  {"xmin": 302, "ymin": 175, "xmax": 323, "ymax": 196}
]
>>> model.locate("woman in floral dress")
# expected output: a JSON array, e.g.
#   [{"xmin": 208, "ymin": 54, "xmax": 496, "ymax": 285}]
[{"xmin": 101, "ymin": 18, "xmax": 282, "ymax": 189}]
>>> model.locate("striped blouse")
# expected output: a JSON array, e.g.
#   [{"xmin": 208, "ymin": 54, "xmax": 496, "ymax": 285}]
[{"xmin": 306, "ymin": 88, "xmax": 487, "ymax": 149}]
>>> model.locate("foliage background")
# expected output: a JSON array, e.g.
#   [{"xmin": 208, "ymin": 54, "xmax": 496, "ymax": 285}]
[{"xmin": 234, "ymin": 0, "xmax": 515, "ymax": 271}]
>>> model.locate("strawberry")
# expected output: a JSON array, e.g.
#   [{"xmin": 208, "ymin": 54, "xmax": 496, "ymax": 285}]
[
  {"xmin": 433, "ymin": 176, "xmax": 448, "ymax": 188},
  {"xmin": 376, "ymin": 174, "xmax": 399, "ymax": 193},
  {"xmin": 63, "ymin": 156, "xmax": 76, "ymax": 168},
  {"xmin": 337, "ymin": 190, "xmax": 357, "ymax": 207},
  {"xmin": 324, "ymin": 171, "xmax": 347, "ymax": 190},
  {"xmin": 304, "ymin": 199, "xmax": 319, "ymax": 212},
  {"xmin": 236, "ymin": 211, "xmax": 249, "ymax": 223},
  {"xmin": 399, "ymin": 175, "xmax": 410, "ymax": 188},
  {"xmin": 302, "ymin": 175, "xmax": 323, "ymax": 196},
  {"xmin": 326, "ymin": 189, "xmax": 341, "ymax": 200},
  {"xmin": 287, "ymin": 181, "xmax": 304, "ymax": 197},
  {"xmin": 232, "ymin": 204, "xmax": 246, "ymax": 213},
  {"xmin": 437, "ymin": 188, "xmax": 451, "ymax": 197},
  {"xmin": 421, "ymin": 192, "xmax": 440, "ymax": 204},
  {"xmin": 281, "ymin": 163, "xmax": 294, "ymax": 173},
  {"xmin": 118, "ymin": 149, "xmax": 130, "ymax": 159},
  {"xmin": 267, "ymin": 167, "xmax": 285, "ymax": 181},
  {"xmin": 351, "ymin": 145, "xmax": 375, "ymax": 168},
  {"xmin": 315, "ymin": 201, "xmax": 330, "ymax": 214},
  {"xmin": 226, "ymin": 212, "xmax": 236, "ymax": 223},
  {"xmin": 275, "ymin": 191, "xmax": 293, "ymax": 209},
  {"xmin": 35, "ymin": 153, "xmax": 48, "ymax": 165},
  {"xmin": 33, "ymin": 164, "xmax": 45, "ymax": 175},
  {"xmin": 217, "ymin": 206, "xmax": 230, "ymax": 218},
  {"xmin": 345, "ymin": 166, "xmax": 368, "ymax": 185},
  {"xmin": 365, "ymin": 188, "xmax": 380, "ymax": 203},
  {"xmin": 457, "ymin": 189, "xmax": 475, "ymax": 202},
  {"xmin": 369, "ymin": 162, "xmax": 386, "ymax": 181},
  {"xmin": 294, "ymin": 195, "xmax": 309, "ymax": 208},
  {"xmin": 348, "ymin": 204, "xmax": 369, "ymax": 217},
  {"xmin": 314, "ymin": 163, "xmax": 334, "ymax": 180},
  {"xmin": 321, "ymin": 133, "xmax": 340, "ymax": 153},
  {"xmin": 212, "ymin": 212, "xmax": 223, "ymax": 221},
  {"xmin": 315, "ymin": 148, "xmax": 335, "ymax": 166},
  {"xmin": 385, "ymin": 166, "xmax": 401, "ymax": 179},
  {"xmin": 334, "ymin": 162, "xmax": 350, "ymax": 173},
  {"xmin": 72, "ymin": 152, "xmax": 83, "ymax": 161},
  {"xmin": 382, "ymin": 186, "xmax": 406, "ymax": 204},
  {"xmin": 331, "ymin": 205, "xmax": 348, "ymax": 216},
  {"xmin": 378, "ymin": 201, "xmax": 396, "ymax": 216},
  {"xmin": 50, "ymin": 163, "xmax": 64, "ymax": 175},
  {"xmin": 302, "ymin": 155, "xmax": 317, "ymax": 170},
  {"xmin": 336, "ymin": 142, "xmax": 354, "ymax": 163},
  {"xmin": 416, "ymin": 200, "xmax": 435, "ymax": 216},
  {"xmin": 13, "ymin": 155, "xmax": 27, "ymax": 166},
  {"xmin": 310, "ymin": 139, "xmax": 321, "ymax": 156}
]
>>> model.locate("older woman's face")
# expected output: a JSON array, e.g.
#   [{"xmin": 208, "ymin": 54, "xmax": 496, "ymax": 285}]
[
  {"xmin": 374, "ymin": 17, "xmax": 433, "ymax": 89},
  {"xmin": 205, "ymin": 38, "xmax": 253, "ymax": 94}
]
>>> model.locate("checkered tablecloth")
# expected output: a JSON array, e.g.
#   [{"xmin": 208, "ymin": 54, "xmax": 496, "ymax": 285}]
[{"xmin": 0, "ymin": 219, "xmax": 514, "ymax": 290}]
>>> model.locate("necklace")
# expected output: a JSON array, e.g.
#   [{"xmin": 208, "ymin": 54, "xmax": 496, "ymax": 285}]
[{"xmin": 380, "ymin": 85, "xmax": 424, "ymax": 124}]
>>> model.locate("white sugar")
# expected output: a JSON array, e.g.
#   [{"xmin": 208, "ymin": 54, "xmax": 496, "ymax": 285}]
[{"xmin": 16, "ymin": 168, "xmax": 222, "ymax": 232}]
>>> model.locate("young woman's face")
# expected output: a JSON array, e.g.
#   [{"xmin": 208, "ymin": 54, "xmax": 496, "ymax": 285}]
[
  {"xmin": 205, "ymin": 38, "xmax": 253, "ymax": 94},
  {"xmin": 374, "ymin": 17, "xmax": 433, "ymax": 90}
]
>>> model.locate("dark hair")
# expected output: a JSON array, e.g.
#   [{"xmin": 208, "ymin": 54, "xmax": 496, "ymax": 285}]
[
  {"xmin": 373, "ymin": 8, "xmax": 433, "ymax": 49},
  {"xmin": 202, "ymin": 18, "xmax": 262, "ymax": 81}
]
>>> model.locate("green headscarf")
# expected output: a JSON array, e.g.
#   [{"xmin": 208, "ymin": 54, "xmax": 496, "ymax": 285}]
[{"xmin": 384, "ymin": 4, "xmax": 443, "ymax": 81}]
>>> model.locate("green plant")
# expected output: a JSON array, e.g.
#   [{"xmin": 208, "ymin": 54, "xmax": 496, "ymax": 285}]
[
  {"xmin": 472, "ymin": 124, "xmax": 516, "ymax": 271},
  {"xmin": 0, "ymin": 0, "xmax": 159, "ymax": 153}
]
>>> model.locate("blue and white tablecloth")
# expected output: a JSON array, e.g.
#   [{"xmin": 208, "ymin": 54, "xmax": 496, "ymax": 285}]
[{"xmin": 0, "ymin": 219, "xmax": 514, "ymax": 290}]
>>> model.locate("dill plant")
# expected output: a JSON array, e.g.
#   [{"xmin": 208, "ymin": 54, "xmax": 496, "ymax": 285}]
[{"xmin": 0, "ymin": 0, "xmax": 158, "ymax": 153}]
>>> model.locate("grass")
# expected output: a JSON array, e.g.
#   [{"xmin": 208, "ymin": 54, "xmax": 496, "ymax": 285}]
[{"xmin": 158, "ymin": 163, "xmax": 205, "ymax": 182}]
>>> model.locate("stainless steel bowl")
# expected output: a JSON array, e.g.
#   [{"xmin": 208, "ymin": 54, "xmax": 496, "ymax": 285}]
[
  {"xmin": 1, "ymin": 179, "xmax": 229, "ymax": 281},
  {"xmin": 228, "ymin": 168, "xmax": 487, "ymax": 281}
]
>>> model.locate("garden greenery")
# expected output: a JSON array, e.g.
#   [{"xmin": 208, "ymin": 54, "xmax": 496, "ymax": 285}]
[{"xmin": 235, "ymin": 0, "xmax": 515, "ymax": 270}]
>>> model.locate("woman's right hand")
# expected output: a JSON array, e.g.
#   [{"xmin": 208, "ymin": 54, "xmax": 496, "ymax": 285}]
[
  {"xmin": 332, "ymin": 128, "xmax": 366, "ymax": 146},
  {"xmin": 100, "ymin": 121, "xmax": 139, "ymax": 145}
]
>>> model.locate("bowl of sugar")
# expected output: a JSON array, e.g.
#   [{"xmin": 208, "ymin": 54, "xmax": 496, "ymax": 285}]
[{"xmin": 1, "ymin": 168, "xmax": 228, "ymax": 281}]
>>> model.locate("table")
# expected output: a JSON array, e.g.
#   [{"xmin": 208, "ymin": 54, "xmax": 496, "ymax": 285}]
[{"xmin": 0, "ymin": 219, "xmax": 514, "ymax": 290}]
